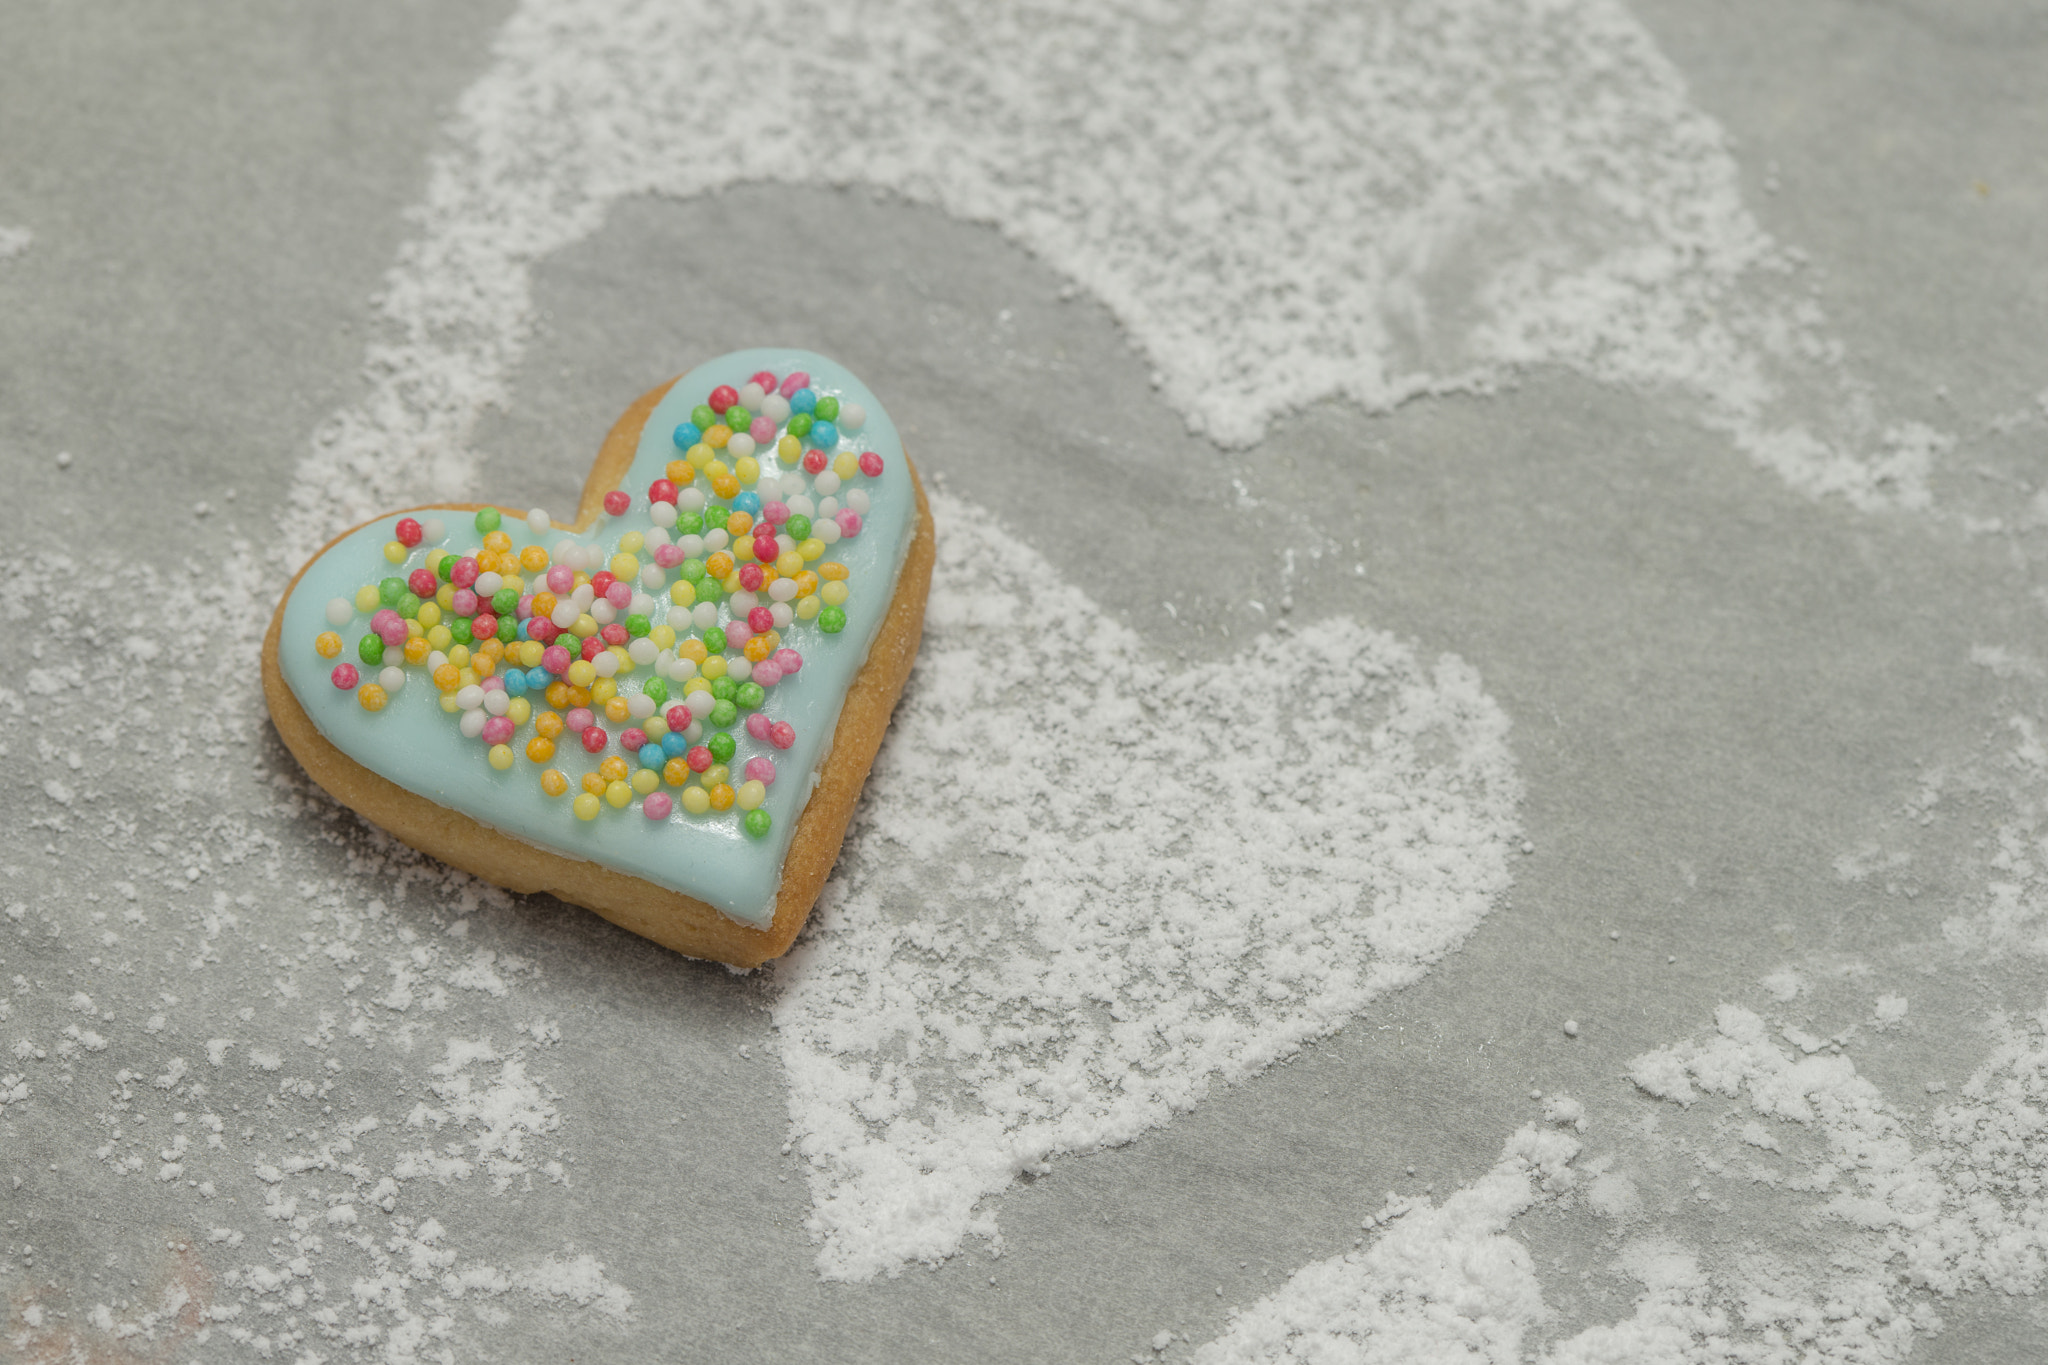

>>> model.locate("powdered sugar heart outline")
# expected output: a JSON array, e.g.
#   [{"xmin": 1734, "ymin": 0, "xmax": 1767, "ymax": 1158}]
[{"xmin": 770, "ymin": 491, "xmax": 1523, "ymax": 1280}]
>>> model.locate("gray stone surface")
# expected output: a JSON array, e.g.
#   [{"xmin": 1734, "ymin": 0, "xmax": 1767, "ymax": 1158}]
[{"xmin": 2, "ymin": 1, "xmax": 2046, "ymax": 1361}]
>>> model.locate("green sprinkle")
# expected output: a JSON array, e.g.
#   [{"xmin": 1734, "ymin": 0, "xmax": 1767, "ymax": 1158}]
[
  {"xmin": 703, "ymin": 627, "xmax": 727, "ymax": 655},
  {"xmin": 814, "ymin": 395, "xmax": 839, "ymax": 422},
  {"xmin": 643, "ymin": 678, "xmax": 668, "ymax": 707},
  {"xmin": 818, "ymin": 605, "xmax": 847, "ymax": 634},
  {"xmin": 784, "ymin": 514, "xmax": 812, "ymax": 541},
  {"xmin": 724, "ymin": 404, "xmax": 751, "ymax": 431},
  {"xmin": 625, "ymin": 614, "xmax": 650, "ymax": 638},
  {"xmin": 691, "ymin": 404, "xmax": 717, "ymax": 431},
  {"xmin": 735, "ymin": 682, "xmax": 765, "ymax": 710},
  {"xmin": 786, "ymin": 413, "xmax": 814, "ymax": 439},
  {"xmin": 680, "ymin": 558, "xmax": 705, "ymax": 583},
  {"xmin": 491, "ymin": 588, "xmax": 519, "ymax": 616},
  {"xmin": 707, "ymin": 731, "xmax": 736, "ymax": 763},
  {"xmin": 709, "ymin": 676, "xmax": 736, "ymax": 702},
  {"xmin": 473, "ymin": 508, "xmax": 501, "ymax": 534},
  {"xmin": 449, "ymin": 618, "xmax": 473, "ymax": 646},
  {"xmin": 676, "ymin": 512, "xmax": 704, "ymax": 536},
  {"xmin": 357, "ymin": 635, "xmax": 385, "ymax": 666},
  {"xmin": 378, "ymin": 577, "xmax": 406, "ymax": 607},
  {"xmin": 709, "ymin": 699, "xmax": 737, "ymax": 729},
  {"xmin": 695, "ymin": 578, "xmax": 723, "ymax": 605},
  {"xmin": 702, "ymin": 507, "xmax": 730, "ymax": 533},
  {"xmin": 436, "ymin": 554, "xmax": 455, "ymax": 581},
  {"xmin": 495, "ymin": 616, "xmax": 518, "ymax": 643},
  {"xmin": 397, "ymin": 593, "xmax": 421, "ymax": 620},
  {"xmin": 743, "ymin": 808, "xmax": 771, "ymax": 838}
]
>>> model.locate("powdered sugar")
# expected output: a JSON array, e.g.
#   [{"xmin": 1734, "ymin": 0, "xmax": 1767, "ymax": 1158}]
[{"xmin": 773, "ymin": 494, "xmax": 1520, "ymax": 1279}]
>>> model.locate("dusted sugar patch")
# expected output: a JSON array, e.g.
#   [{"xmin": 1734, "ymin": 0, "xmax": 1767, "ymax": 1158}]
[{"xmin": 263, "ymin": 350, "xmax": 934, "ymax": 967}]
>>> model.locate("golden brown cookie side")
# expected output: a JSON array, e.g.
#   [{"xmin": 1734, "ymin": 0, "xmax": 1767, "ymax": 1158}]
[{"xmin": 260, "ymin": 378, "xmax": 934, "ymax": 968}]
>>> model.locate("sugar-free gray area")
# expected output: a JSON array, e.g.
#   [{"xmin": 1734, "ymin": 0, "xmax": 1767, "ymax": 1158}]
[{"xmin": 2, "ymin": 0, "xmax": 2046, "ymax": 1361}]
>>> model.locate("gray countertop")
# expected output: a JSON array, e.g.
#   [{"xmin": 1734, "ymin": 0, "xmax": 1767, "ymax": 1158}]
[{"xmin": 3, "ymin": 2, "xmax": 2046, "ymax": 1361}]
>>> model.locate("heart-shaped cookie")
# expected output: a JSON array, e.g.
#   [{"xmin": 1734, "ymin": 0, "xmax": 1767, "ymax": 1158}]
[{"xmin": 261, "ymin": 350, "xmax": 934, "ymax": 967}]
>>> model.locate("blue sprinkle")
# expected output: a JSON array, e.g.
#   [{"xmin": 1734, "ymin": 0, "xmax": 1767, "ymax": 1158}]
[
  {"xmin": 789, "ymin": 388, "xmax": 817, "ymax": 415},
  {"xmin": 526, "ymin": 666, "xmax": 551, "ymax": 690},
  {"xmin": 808, "ymin": 419, "xmax": 839, "ymax": 449},
  {"xmin": 661, "ymin": 732, "xmax": 691, "ymax": 759},
  {"xmin": 733, "ymin": 491, "xmax": 762, "ymax": 516},
  {"xmin": 672, "ymin": 421, "xmax": 702, "ymax": 449},
  {"xmin": 639, "ymin": 745, "xmax": 667, "ymax": 770},
  {"xmin": 503, "ymin": 671, "xmax": 528, "ymax": 698}
]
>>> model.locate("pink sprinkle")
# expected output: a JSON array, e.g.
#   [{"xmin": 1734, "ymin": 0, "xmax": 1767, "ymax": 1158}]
[
  {"xmin": 744, "ymin": 756, "xmax": 776, "ymax": 785},
  {"xmin": 769, "ymin": 721, "xmax": 796, "ymax": 750},
  {"xmin": 479, "ymin": 675, "xmax": 505, "ymax": 693},
  {"xmin": 666, "ymin": 705, "xmax": 693, "ymax": 731},
  {"xmin": 331, "ymin": 663, "xmax": 359, "ymax": 690},
  {"xmin": 771, "ymin": 648, "xmax": 802, "ymax": 674},
  {"xmin": 763, "ymin": 501, "xmax": 790, "ymax": 526},
  {"xmin": 745, "ymin": 713, "xmax": 772, "ymax": 741},
  {"xmin": 643, "ymin": 792, "xmax": 673, "ymax": 821},
  {"xmin": 858, "ymin": 451, "xmax": 884, "ymax": 477},
  {"xmin": 451, "ymin": 588, "xmax": 479, "ymax": 617},
  {"xmin": 749, "ymin": 416, "xmax": 775, "ymax": 444},
  {"xmin": 654, "ymin": 544, "xmax": 684, "ymax": 568},
  {"xmin": 752, "ymin": 662, "xmax": 782, "ymax": 687},
  {"xmin": 836, "ymin": 510, "xmax": 863, "ymax": 537},
  {"xmin": 603, "ymin": 490, "xmax": 631, "ymax": 516},
  {"xmin": 451, "ymin": 557, "xmax": 480, "ymax": 589},
  {"xmin": 621, "ymin": 728, "xmax": 648, "ymax": 752},
  {"xmin": 541, "ymin": 645, "xmax": 572, "ymax": 674},
  {"xmin": 604, "ymin": 581, "xmax": 632, "ymax": 609},
  {"xmin": 748, "ymin": 606, "xmax": 775, "ymax": 634},
  {"xmin": 801, "ymin": 449, "xmax": 828, "ymax": 475},
  {"xmin": 481, "ymin": 717, "xmax": 515, "ymax": 745},
  {"xmin": 564, "ymin": 707, "xmax": 594, "ymax": 732},
  {"xmin": 749, "ymin": 370, "xmax": 778, "ymax": 393},
  {"xmin": 547, "ymin": 565, "xmax": 575, "ymax": 594},
  {"xmin": 779, "ymin": 371, "xmax": 809, "ymax": 397}
]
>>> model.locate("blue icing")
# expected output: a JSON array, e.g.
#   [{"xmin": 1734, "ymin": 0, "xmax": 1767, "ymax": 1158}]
[{"xmin": 277, "ymin": 349, "xmax": 916, "ymax": 929}]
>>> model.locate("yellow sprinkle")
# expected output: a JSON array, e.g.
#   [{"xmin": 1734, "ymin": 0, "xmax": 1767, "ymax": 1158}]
[
  {"xmin": 488, "ymin": 744, "xmax": 514, "ymax": 771},
  {"xmin": 631, "ymin": 768, "xmax": 659, "ymax": 796},
  {"xmin": 590, "ymin": 677, "xmax": 618, "ymax": 703},
  {"xmin": 650, "ymin": 624, "xmax": 676, "ymax": 649},
  {"xmin": 573, "ymin": 792, "xmax": 601, "ymax": 821},
  {"xmin": 821, "ymin": 581, "xmax": 849, "ymax": 607},
  {"xmin": 776, "ymin": 551, "xmax": 804, "ymax": 576},
  {"xmin": 736, "ymin": 780, "xmax": 766, "ymax": 811},
  {"xmin": 832, "ymin": 451, "xmax": 859, "ymax": 479},
  {"xmin": 618, "ymin": 531, "xmax": 644, "ymax": 555},
  {"xmin": 680, "ymin": 784, "xmax": 711, "ymax": 814},
  {"xmin": 777, "ymin": 435, "xmax": 802, "ymax": 465},
  {"xmin": 734, "ymin": 455, "xmax": 760, "ymax": 485},
  {"xmin": 704, "ymin": 423, "xmax": 731, "ymax": 450},
  {"xmin": 440, "ymin": 693, "xmax": 461, "ymax": 713},
  {"xmin": 798, "ymin": 538, "xmax": 825, "ymax": 562},
  {"xmin": 358, "ymin": 684, "xmax": 388, "ymax": 712},
  {"xmin": 795, "ymin": 595, "xmax": 821, "ymax": 621},
  {"xmin": 415, "ymin": 601, "xmax": 442, "ymax": 628},
  {"xmin": 566, "ymin": 660, "xmax": 596, "ymax": 688},
  {"xmin": 700, "ymin": 655, "xmax": 727, "ymax": 681},
  {"xmin": 572, "ymin": 614, "xmax": 598, "ymax": 638},
  {"xmin": 700, "ymin": 764, "xmax": 729, "ymax": 790},
  {"xmin": 541, "ymin": 768, "xmax": 569, "ymax": 797},
  {"xmin": 518, "ymin": 639, "xmax": 544, "ymax": 667},
  {"xmin": 354, "ymin": 585, "xmax": 381, "ymax": 613},
  {"xmin": 507, "ymin": 697, "xmax": 532, "ymax": 725},
  {"xmin": 644, "ymin": 716, "xmax": 669, "ymax": 741},
  {"xmin": 436, "ymin": 583, "xmax": 455, "ymax": 609},
  {"xmin": 427, "ymin": 624, "xmax": 453, "ymax": 650},
  {"xmin": 315, "ymin": 631, "xmax": 343, "ymax": 658},
  {"xmin": 604, "ymin": 780, "xmax": 633, "ymax": 810},
  {"xmin": 669, "ymin": 581, "xmax": 696, "ymax": 608},
  {"xmin": 382, "ymin": 540, "xmax": 406, "ymax": 565},
  {"xmin": 687, "ymin": 442, "xmax": 715, "ymax": 470},
  {"xmin": 611, "ymin": 553, "xmax": 640, "ymax": 580}
]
